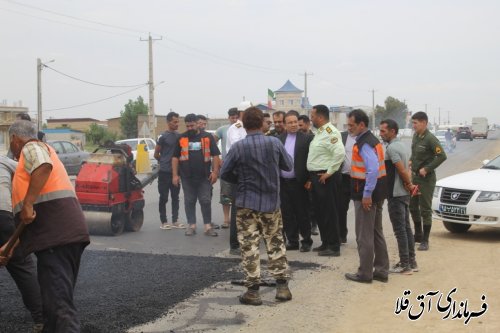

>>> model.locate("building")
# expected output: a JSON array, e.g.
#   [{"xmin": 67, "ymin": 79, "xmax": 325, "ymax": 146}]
[
  {"xmin": 0, "ymin": 103, "xmax": 30, "ymax": 154},
  {"xmin": 46, "ymin": 117, "xmax": 105, "ymax": 132},
  {"xmin": 43, "ymin": 128, "xmax": 86, "ymax": 148},
  {"xmin": 273, "ymin": 80, "xmax": 309, "ymax": 114}
]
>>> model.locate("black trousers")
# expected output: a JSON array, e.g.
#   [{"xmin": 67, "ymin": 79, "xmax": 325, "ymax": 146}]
[
  {"xmin": 229, "ymin": 184, "xmax": 239, "ymax": 249},
  {"xmin": 337, "ymin": 173, "xmax": 351, "ymax": 242},
  {"xmin": 280, "ymin": 178, "xmax": 312, "ymax": 246},
  {"xmin": 310, "ymin": 172, "xmax": 341, "ymax": 250},
  {"xmin": 35, "ymin": 242, "xmax": 86, "ymax": 333},
  {"xmin": 0, "ymin": 211, "xmax": 43, "ymax": 325},
  {"xmin": 158, "ymin": 171, "xmax": 180, "ymax": 223}
]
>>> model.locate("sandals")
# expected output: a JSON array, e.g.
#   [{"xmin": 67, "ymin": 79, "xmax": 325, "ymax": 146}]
[
  {"xmin": 172, "ymin": 222, "xmax": 186, "ymax": 229},
  {"xmin": 185, "ymin": 228, "xmax": 196, "ymax": 236},
  {"xmin": 160, "ymin": 223, "xmax": 172, "ymax": 230},
  {"xmin": 221, "ymin": 222, "xmax": 230, "ymax": 229},
  {"xmin": 204, "ymin": 228, "xmax": 218, "ymax": 237}
]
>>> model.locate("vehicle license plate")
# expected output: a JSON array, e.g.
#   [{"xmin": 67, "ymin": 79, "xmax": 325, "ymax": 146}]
[{"xmin": 439, "ymin": 204, "xmax": 466, "ymax": 215}]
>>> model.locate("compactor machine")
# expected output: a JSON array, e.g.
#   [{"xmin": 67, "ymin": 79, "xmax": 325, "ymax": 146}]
[{"xmin": 75, "ymin": 144, "xmax": 157, "ymax": 236}]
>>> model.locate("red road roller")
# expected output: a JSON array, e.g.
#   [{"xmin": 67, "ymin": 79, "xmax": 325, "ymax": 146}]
[{"xmin": 75, "ymin": 144, "xmax": 158, "ymax": 236}]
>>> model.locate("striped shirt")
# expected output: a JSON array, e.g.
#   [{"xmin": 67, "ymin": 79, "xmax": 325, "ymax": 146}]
[
  {"xmin": 220, "ymin": 132, "xmax": 293, "ymax": 213},
  {"xmin": 22, "ymin": 142, "xmax": 53, "ymax": 174}
]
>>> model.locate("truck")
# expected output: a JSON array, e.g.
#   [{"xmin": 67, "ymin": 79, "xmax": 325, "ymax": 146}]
[{"xmin": 471, "ymin": 117, "xmax": 489, "ymax": 139}]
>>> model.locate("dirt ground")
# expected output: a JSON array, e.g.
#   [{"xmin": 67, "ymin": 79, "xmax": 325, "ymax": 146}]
[{"xmin": 235, "ymin": 138, "xmax": 500, "ymax": 333}]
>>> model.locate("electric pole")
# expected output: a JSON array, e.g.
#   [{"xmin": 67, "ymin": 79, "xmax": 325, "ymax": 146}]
[
  {"xmin": 36, "ymin": 58, "xmax": 54, "ymax": 132},
  {"xmin": 447, "ymin": 110, "xmax": 450, "ymax": 124},
  {"xmin": 141, "ymin": 33, "xmax": 162, "ymax": 138},
  {"xmin": 37, "ymin": 58, "xmax": 42, "ymax": 132},
  {"xmin": 438, "ymin": 107, "xmax": 441, "ymax": 126}
]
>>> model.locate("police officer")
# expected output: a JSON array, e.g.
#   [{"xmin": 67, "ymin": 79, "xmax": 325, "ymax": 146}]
[
  {"xmin": 266, "ymin": 111, "xmax": 286, "ymax": 137},
  {"xmin": 409, "ymin": 112, "xmax": 447, "ymax": 251},
  {"xmin": 306, "ymin": 104, "xmax": 345, "ymax": 256}
]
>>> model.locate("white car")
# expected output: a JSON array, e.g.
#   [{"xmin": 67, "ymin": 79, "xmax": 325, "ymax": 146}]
[
  {"xmin": 432, "ymin": 155, "xmax": 500, "ymax": 233},
  {"xmin": 115, "ymin": 138, "xmax": 157, "ymax": 168}
]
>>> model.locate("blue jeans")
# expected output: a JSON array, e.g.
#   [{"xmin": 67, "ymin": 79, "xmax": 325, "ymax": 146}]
[
  {"xmin": 181, "ymin": 177, "xmax": 212, "ymax": 225},
  {"xmin": 388, "ymin": 196, "xmax": 415, "ymax": 265}
]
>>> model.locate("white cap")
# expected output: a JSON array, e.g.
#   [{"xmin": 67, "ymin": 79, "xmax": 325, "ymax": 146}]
[{"xmin": 237, "ymin": 100, "xmax": 253, "ymax": 111}]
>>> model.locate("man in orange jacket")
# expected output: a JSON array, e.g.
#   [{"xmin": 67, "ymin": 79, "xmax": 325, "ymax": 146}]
[{"xmin": 1, "ymin": 120, "xmax": 89, "ymax": 333}]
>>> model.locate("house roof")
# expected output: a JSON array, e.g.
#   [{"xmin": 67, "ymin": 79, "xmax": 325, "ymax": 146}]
[
  {"xmin": 43, "ymin": 128, "xmax": 84, "ymax": 134},
  {"xmin": 275, "ymin": 80, "xmax": 303, "ymax": 93},
  {"xmin": 47, "ymin": 118, "xmax": 101, "ymax": 123}
]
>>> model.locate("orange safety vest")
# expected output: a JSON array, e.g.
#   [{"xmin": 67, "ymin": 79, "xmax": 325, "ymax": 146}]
[
  {"xmin": 12, "ymin": 142, "xmax": 76, "ymax": 215},
  {"xmin": 351, "ymin": 143, "xmax": 387, "ymax": 180},
  {"xmin": 179, "ymin": 136, "xmax": 211, "ymax": 163}
]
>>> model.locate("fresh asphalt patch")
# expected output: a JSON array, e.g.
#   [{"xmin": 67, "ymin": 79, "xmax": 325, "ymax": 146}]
[{"xmin": 0, "ymin": 250, "xmax": 320, "ymax": 333}]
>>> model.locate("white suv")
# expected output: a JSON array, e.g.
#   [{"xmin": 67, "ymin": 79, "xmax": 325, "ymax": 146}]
[{"xmin": 115, "ymin": 138, "xmax": 157, "ymax": 168}]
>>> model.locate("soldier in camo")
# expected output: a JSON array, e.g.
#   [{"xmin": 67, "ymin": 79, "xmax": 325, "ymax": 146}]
[
  {"xmin": 221, "ymin": 106, "xmax": 294, "ymax": 306},
  {"xmin": 237, "ymin": 208, "xmax": 289, "ymax": 288}
]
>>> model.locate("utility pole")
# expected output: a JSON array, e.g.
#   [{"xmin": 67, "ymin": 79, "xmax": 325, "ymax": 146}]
[
  {"xmin": 299, "ymin": 72, "xmax": 314, "ymax": 101},
  {"xmin": 140, "ymin": 33, "xmax": 162, "ymax": 138},
  {"xmin": 36, "ymin": 58, "xmax": 54, "ymax": 132},
  {"xmin": 447, "ymin": 110, "xmax": 450, "ymax": 124},
  {"xmin": 438, "ymin": 107, "xmax": 441, "ymax": 126},
  {"xmin": 37, "ymin": 58, "xmax": 42, "ymax": 132}
]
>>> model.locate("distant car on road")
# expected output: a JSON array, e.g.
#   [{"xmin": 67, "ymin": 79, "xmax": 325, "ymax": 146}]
[
  {"xmin": 432, "ymin": 155, "xmax": 500, "ymax": 233},
  {"xmin": 456, "ymin": 126, "xmax": 473, "ymax": 141},
  {"xmin": 47, "ymin": 140, "xmax": 90, "ymax": 175},
  {"xmin": 115, "ymin": 138, "xmax": 157, "ymax": 168}
]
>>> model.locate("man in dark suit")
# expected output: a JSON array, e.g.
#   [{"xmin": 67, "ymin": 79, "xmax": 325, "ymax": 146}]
[{"xmin": 279, "ymin": 111, "xmax": 314, "ymax": 252}]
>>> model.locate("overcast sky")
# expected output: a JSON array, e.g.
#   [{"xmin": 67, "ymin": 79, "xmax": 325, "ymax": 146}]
[{"xmin": 1, "ymin": 0, "xmax": 499, "ymax": 125}]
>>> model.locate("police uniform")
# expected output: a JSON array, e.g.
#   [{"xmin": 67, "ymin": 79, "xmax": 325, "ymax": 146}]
[
  {"xmin": 410, "ymin": 128, "xmax": 447, "ymax": 250},
  {"xmin": 306, "ymin": 122, "xmax": 345, "ymax": 255},
  {"xmin": 226, "ymin": 120, "xmax": 246, "ymax": 153},
  {"xmin": 265, "ymin": 129, "xmax": 280, "ymax": 137}
]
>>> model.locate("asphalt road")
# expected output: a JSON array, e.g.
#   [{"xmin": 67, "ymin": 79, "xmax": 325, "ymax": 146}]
[{"xmin": 0, "ymin": 130, "xmax": 498, "ymax": 332}]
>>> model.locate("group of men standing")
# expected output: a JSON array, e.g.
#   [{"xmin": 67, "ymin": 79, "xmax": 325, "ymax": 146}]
[{"xmin": 143, "ymin": 103, "xmax": 449, "ymax": 302}]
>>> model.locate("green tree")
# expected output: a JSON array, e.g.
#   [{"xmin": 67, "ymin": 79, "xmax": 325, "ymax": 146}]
[
  {"xmin": 86, "ymin": 123, "xmax": 118, "ymax": 145},
  {"xmin": 120, "ymin": 96, "xmax": 149, "ymax": 138},
  {"xmin": 374, "ymin": 97, "xmax": 408, "ymax": 129}
]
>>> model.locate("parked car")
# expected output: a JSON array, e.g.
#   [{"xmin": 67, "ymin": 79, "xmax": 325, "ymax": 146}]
[
  {"xmin": 432, "ymin": 155, "xmax": 500, "ymax": 233},
  {"xmin": 456, "ymin": 126, "xmax": 473, "ymax": 141},
  {"xmin": 47, "ymin": 140, "xmax": 90, "ymax": 175},
  {"xmin": 115, "ymin": 138, "xmax": 157, "ymax": 168}
]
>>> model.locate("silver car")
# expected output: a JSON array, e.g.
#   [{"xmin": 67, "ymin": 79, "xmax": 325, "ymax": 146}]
[{"xmin": 48, "ymin": 140, "xmax": 90, "ymax": 175}]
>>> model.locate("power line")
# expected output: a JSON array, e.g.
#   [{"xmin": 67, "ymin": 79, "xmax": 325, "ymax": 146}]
[
  {"xmin": 0, "ymin": 6, "xmax": 137, "ymax": 38},
  {"xmin": 44, "ymin": 64, "xmax": 147, "ymax": 88},
  {"xmin": 44, "ymin": 84, "xmax": 148, "ymax": 112},
  {"xmin": 3, "ymin": 0, "xmax": 296, "ymax": 74},
  {"xmin": 3, "ymin": 0, "xmax": 149, "ymax": 36}
]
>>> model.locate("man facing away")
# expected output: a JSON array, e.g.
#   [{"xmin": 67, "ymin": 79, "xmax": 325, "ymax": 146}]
[
  {"xmin": 172, "ymin": 114, "xmax": 221, "ymax": 236},
  {"xmin": 2, "ymin": 120, "xmax": 90, "ymax": 332},
  {"xmin": 214, "ymin": 107, "xmax": 239, "ymax": 228},
  {"xmin": 344, "ymin": 109, "xmax": 390, "ymax": 284},
  {"xmin": 225, "ymin": 101, "xmax": 252, "ymax": 255},
  {"xmin": 409, "ymin": 111, "xmax": 447, "ymax": 251},
  {"xmin": 279, "ymin": 112, "xmax": 314, "ymax": 252},
  {"xmin": 221, "ymin": 106, "xmax": 293, "ymax": 306},
  {"xmin": 154, "ymin": 111, "xmax": 184, "ymax": 230},
  {"xmin": 379, "ymin": 119, "xmax": 418, "ymax": 275}
]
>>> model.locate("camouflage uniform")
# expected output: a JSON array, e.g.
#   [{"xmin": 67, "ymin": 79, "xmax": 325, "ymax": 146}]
[{"xmin": 236, "ymin": 208, "xmax": 290, "ymax": 287}]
